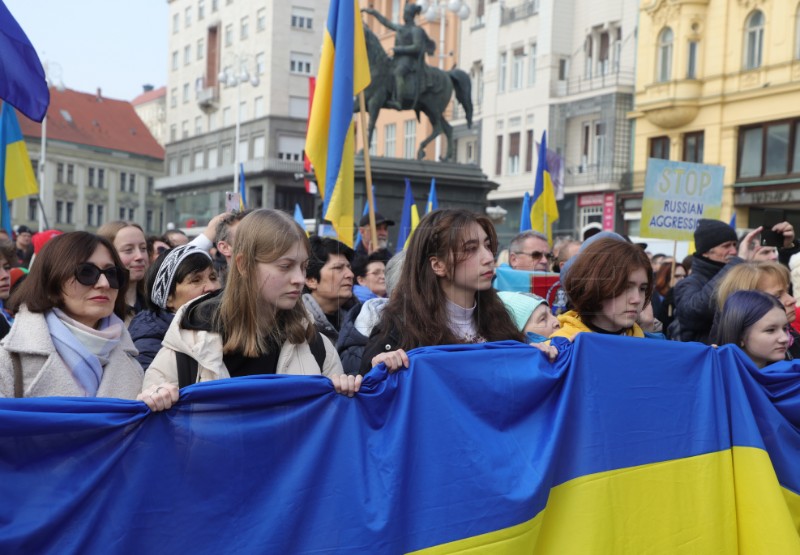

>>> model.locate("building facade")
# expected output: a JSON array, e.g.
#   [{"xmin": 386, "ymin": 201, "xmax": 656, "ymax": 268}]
[
  {"xmin": 629, "ymin": 0, "xmax": 800, "ymax": 233},
  {"xmin": 159, "ymin": 0, "xmax": 326, "ymax": 230},
  {"xmin": 16, "ymin": 88, "xmax": 165, "ymax": 234},
  {"xmin": 454, "ymin": 0, "xmax": 639, "ymax": 244},
  {"xmin": 132, "ymin": 85, "xmax": 168, "ymax": 147}
]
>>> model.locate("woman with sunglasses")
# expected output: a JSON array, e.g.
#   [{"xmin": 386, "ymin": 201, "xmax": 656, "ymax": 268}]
[{"xmin": 0, "ymin": 232, "xmax": 143, "ymax": 399}]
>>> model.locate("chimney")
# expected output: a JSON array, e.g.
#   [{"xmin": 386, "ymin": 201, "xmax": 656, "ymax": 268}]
[
  {"xmin": 142, "ymin": 84, "xmax": 154, "ymax": 93},
  {"xmin": 96, "ymin": 87, "xmax": 102, "ymax": 102}
]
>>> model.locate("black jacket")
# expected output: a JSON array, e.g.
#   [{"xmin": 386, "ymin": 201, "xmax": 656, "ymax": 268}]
[
  {"xmin": 359, "ymin": 322, "xmax": 402, "ymax": 376},
  {"xmin": 335, "ymin": 304, "xmax": 368, "ymax": 376}
]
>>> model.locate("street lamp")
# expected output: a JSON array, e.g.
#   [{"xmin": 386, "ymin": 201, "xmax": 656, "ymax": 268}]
[
  {"xmin": 421, "ymin": 0, "xmax": 470, "ymax": 160},
  {"xmin": 38, "ymin": 60, "xmax": 65, "ymax": 232},
  {"xmin": 218, "ymin": 56, "xmax": 260, "ymax": 195}
]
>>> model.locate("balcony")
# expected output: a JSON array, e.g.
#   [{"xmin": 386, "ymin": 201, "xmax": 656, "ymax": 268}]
[
  {"xmin": 500, "ymin": 0, "xmax": 538, "ymax": 25},
  {"xmin": 197, "ymin": 87, "xmax": 219, "ymax": 114},
  {"xmin": 564, "ymin": 162, "xmax": 630, "ymax": 192},
  {"xmin": 551, "ymin": 70, "xmax": 636, "ymax": 98}
]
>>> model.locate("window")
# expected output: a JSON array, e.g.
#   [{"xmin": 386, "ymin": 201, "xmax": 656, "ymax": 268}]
[
  {"xmin": 498, "ymin": 53, "xmax": 507, "ymax": 92},
  {"xmin": 511, "ymin": 48, "xmax": 524, "ymax": 90},
  {"xmin": 27, "ymin": 198, "xmax": 37, "ymax": 222},
  {"xmin": 403, "ymin": 120, "xmax": 416, "ymax": 159},
  {"xmin": 508, "ymin": 132, "xmax": 520, "ymax": 175},
  {"xmin": 87, "ymin": 204, "xmax": 94, "ymax": 227},
  {"xmin": 195, "ymin": 116, "xmax": 202, "ymax": 134},
  {"xmin": 253, "ymin": 136, "xmax": 265, "ymax": 158},
  {"xmin": 254, "ymin": 96, "xmax": 265, "ymax": 118},
  {"xmin": 594, "ymin": 122, "xmax": 606, "ymax": 167},
  {"xmin": 147, "ymin": 176, "xmax": 154, "ymax": 195},
  {"xmin": 392, "ymin": 0, "xmax": 401, "ymax": 23},
  {"xmin": 240, "ymin": 16, "xmax": 249, "ymax": 40},
  {"xmin": 257, "ymin": 8, "xmax": 266, "ymax": 31},
  {"xmin": 225, "ymin": 24, "xmax": 233, "ymax": 46},
  {"xmin": 221, "ymin": 144, "xmax": 232, "ymax": 165},
  {"xmin": 239, "ymin": 100, "xmax": 246, "ymax": 121},
  {"xmin": 169, "ymin": 158, "xmax": 178, "ymax": 176},
  {"xmin": 66, "ymin": 202, "xmax": 74, "ymax": 225},
  {"xmin": 181, "ymin": 154, "xmax": 190, "ymax": 173},
  {"xmin": 194, "ymin": 150, "xmax": 204, "ymax": 169},
  {"xmin": 96, "ymin": 205, "xmax": 104, "ymax": 227},
  {"xmin": 57, "ymin": 162, "xmax": 64, "ymax": 183},
  {"xmin": 471, "ymin": 63, "xmax": 484, "ymax": 107},
  {"xmin": 66, "ymin": 164, "xmax": 74, "ymax": 184},
  {"xmin": 172, "ymin": 13, "xmax": 179, "ymax": 34},
  {"xmin": 185, "ymin": 6, "xmax": 191, "ymax": 27},
  {"xmin": 182, "ymin": 83, "xmax": 189, "ymax": 103},
  {"xmin": 98, "ymin": 168, "xmax": 105, "ymax": 189},
  {"xmin": 256, "ymin": 52, "xmax": 265, "ymax": 75},
  {"xmin": 183, "ymin": 45, "xmax": 191, "ymax": 66},
  {"xmin": 170, "ymin": 124, "xmax": 177, "ymax": 142},
  {"xmin": 129, "ymin": 173, "xmax": 136, "ymax": 193},
  {"xmin": 182, "ymin": 120, "xmax": 189, "ymax": 138},
  {"xmin": 277, "ymin": 136, "xmax": 305, "ymax": 161},
  {"xmin": 476, "ymin": 0, "xmax": 485, "ymax": 24},
  {"xmin": 495, "ymin": 135, "xmax": 503, "ymax": 175},
  {"xmin": 146, "ymin": 210, "xmax": 154, "ymax": 232},
  {"xmin": 197, "ymin": 38, "xmax": 205, "ymax": 60},
  {"xmin": 128, "ymin": 208, "xmax": 135, "ymax": 221},
  {"xmin": 744, "ymin": 10, "xmax": 764, "ymax": 70},
  {"xmin": 736, "ymin": 121, "xmax": 800, "ymax": 179},
  {"xmin": 525, "ymin": 129, "xmax": 534, "ymax": 172},
  {"xmin": 238, "ymin": 138, "xmax": 249, "ymax": 162},
  {"xmin": 291, "ymin": 7, "xmax": 313, "ymax": 29},
  {"xmin": 581, "ymin": 123, "xmax": 591, "ymax": 170},
  {"xmin": 56, "ymin": 201, "xmax": 63, "ymax": 224},
  {"xmin": 208, "ymin": 147, "xmax": 218, "ymax": 169},
  {"xmin": 687, "ymin": 41, "xmax": 698, "ymax": 79},
  {"xmin": 650, "ymin": 136, "xmax": 670, "ymax": 160},
  {"xmin": 598, "ymin": 32, "xmax": 610, "ymax": 76},
  {"xmin": 222, "ymin": 107, "xmax": 231, "ymax": 127},
  {"xmin": 170, "ymin": 88, "xmax": 177, "ymax": 108},
  {"xmin": 613, "ymin": 28, "xmax": 622, "ymax": 73},
  {"xmin": 585, "ymin": 36, "xmax": 593, "ymax": 79},
  {"xmin": 88, "ymin": 167, "xmax": 95, "ymax": 187},
  {"xmin": 369, "ymin": 132, "xmax": 377, "ymax": 156},
  {"xmin": 119, "ymin": 207, "xmax": 126, "ymax": 220},
  {"xmin": 120, "ymin": 172, "xmax": 127, "ymax": 192},
  {"xmin": 683, "ymin": 132, "xmax": 704, "ymax": 163},
  {"xmin": 384, "ymin": 124, "xmax": 396, "ymax": 157},
  {"xmin": 198, "ymin": 0, "xmax": 205, "ymax": 20},
  {"xmin": 528, "ymin": 43, "xmax": 537, "ymax": 85},
  {"xmin": 171, "ymin": 51, "xmax": 179, "ymax": 71},
  {"xmin": 290, "ymin": 52, "xmax": 313, "ymax": 75},
  {"xmin": 558, "ymin": 58, "xmax": 569, "ymax": 80},
  {"xmin": 212, "ymin": 0, "xmax": 218, "ymax": 12},
  {"xmin": 657, "ymin": 27, "xmax": 673, "ymax": 82}
]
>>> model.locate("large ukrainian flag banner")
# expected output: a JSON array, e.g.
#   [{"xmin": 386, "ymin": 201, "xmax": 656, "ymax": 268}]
[
  {"xmin": 305, "ymin": 0, "xmax": 370, "ymax": 248},
  {"xmin": 1, "ymin": 335, "xmax": 800, "ymax": 553}
]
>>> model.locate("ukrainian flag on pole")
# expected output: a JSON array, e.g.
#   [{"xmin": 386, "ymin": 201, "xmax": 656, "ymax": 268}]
[
  {"xmin": 305, "ymin": 0, "xmax": 370, "ymax": 248},
  {"xmin": 531, "ymin": 130, "xmax": 559, "ymax": 244},
  {"xmin": 397, "ymin": 178, "xmax": 419, "ymax": 251},
  {"xmin": 0, "ymin": 103, "xmax": 38, "ymax": 235}
]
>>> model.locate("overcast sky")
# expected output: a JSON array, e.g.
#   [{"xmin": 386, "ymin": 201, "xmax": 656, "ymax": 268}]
[{"xmin": 5, "ymin": 0, "xmax": 168, "ymax": 101}]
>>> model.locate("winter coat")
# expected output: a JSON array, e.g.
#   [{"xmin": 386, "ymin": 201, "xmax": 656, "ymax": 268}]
[
  {"xmin": 671, "ymin": 255, "xmax": 743, "ymax": 343},
  {"xmin": 0, "ymin": 306, "xmax": 143, "ymax": 399},
  {"xmin": 550, "ymin": 310, "xmax": 646, "ymax": 341},
  {"xmin": 129, "ymin": 309, "xmax": 174, "ymax": 370},
  {"xmin": 142, "ymin": 294, "xmax": 343, "ymax": 390}
]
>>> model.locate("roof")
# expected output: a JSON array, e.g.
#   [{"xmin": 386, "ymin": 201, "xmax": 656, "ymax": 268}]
[
  {"xmin": 131, "ymin": 86, "xmax": 166, "ymax": 106},
  {"xmin": 15, "ymin": 88, "xmax": 165, "ymax": 160}
]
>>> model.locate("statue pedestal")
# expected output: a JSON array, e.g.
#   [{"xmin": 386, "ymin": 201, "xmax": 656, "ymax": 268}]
[{"xmin": 354, "ymin": 155, "xmax": 498, "ymax": 231}]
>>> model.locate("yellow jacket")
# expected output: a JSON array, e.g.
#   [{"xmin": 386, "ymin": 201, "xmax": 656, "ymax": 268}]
[{"xmin": 549, "ymin": 310, "xmax": 645, "ymax": 341}]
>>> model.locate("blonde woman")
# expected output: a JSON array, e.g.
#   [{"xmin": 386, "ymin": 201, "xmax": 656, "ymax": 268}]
[{"xmin": 141, "ymin": 209, "xmax": 359, "ymax": 411}]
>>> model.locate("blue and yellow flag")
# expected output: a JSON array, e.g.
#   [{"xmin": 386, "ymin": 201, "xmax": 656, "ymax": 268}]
[
  {"xmin": 397, "ymin": 178, "xmax": 419, "ymax": 251},
  {"xmin": 353, "ymin": 185, "xmax": 375, "ymax": 250},
  {"xmin": 305, "ymin": 0, "xmax": 370, "ymax": 248},
  {"xmin": 1, "ymin": 337, "xmax": 800, "ymax": 552},
  {"xmin": 426, "ymin": 178, "xmax": 438, "ymax": 214},
  {"xmin": 0, "ymin": 103, "xmax": 38, "ymax": 235},
  {"xmin": 293, "ymin": 203, "xmax": 308, "ymax": 235},
  {"xmin": 238, "ymin": 162, "xmax": 246, "ymax": 210},
  {"xmin": 519, "ymin": 191, "xmax": 531, "ymax": 232},
  {"xmin": 0, "ymin": 1, "xmax": 49, "ymax": 122},
  {"xmin": 531, "ymin": 131, "xmax": 559, "ymax": 244}
]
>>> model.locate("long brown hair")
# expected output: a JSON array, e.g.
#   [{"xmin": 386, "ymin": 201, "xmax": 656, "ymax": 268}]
[
  {"xmin": 217, "ymin": 209, "xmax": 314, "ymax": 357},
  {"xmin": 97, "ymin": 220, "xmax": 147, "ymax": 302},
  {"xmin": 379, "ymin": 209, "xmax": 524, "ymax": 349},
  {"xmin": 8, "ymin": 232, "xmax": 129, "ymax": 319}
]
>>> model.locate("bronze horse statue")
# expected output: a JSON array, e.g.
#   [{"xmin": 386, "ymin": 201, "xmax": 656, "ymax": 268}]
[{"xmin": 356, "ymin": 25, "xmax": 473, "ymax": 161}]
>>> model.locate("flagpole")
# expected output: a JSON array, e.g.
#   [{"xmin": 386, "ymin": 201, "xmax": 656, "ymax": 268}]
[{"xmin": 357, "ymin": 91, "xmax": 377, "ymax": 254}]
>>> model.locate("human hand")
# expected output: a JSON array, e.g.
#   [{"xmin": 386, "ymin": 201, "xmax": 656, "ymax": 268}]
[
  {"xmin": 738, "ymin": 227, "xmax": 762, "ymax": 260},
  {"xmin": 529, "ymin": 342, "xmax": 558, "ymax": 362},
  {"xmin": 137, "ymin": 383, "xmax": 179, "ymax": 412},
  {"xmin": 331, "ymin": 374, "xmax": 362, "ymax": 397},
  {"xmin": 202, "ymin": 213, "xmax": 227, "ymax": 242},
  {"xmin": 772, "ymin": 221, "xmax": 795, "ymax": 248},
  {"xmin": 371, "ymin": 349, "xmax": 409, "ymax": 372}
]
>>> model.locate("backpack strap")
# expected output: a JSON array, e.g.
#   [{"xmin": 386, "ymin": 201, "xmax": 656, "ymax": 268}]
[
  {"xmin": 175, "ymin": 351, "xmax": 199, "ymax": 389},
  {"xmin": 12, "ymin": 353, "xmax": 22, "ymax": 398},
  {"xmin": 309, "ymin": 332, "xmax": 326, "ymax": 372}
]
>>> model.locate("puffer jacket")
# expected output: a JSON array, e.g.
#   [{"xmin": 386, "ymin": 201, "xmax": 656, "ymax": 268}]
[{"xmin": 128, "ymin": 309, "xmax": 174, "ymax": 370}]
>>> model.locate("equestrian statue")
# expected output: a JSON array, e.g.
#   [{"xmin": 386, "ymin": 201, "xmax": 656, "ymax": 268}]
[{"xmin": 358, "ymin": 4, "xmax": 472, "ymax": 161}]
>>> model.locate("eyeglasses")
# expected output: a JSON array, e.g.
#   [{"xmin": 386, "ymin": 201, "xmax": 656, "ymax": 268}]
[
  {"xmin": 75, "ymin": 263, "xmax": 126, "ymax": 290},
  {"xmin": 513, "ymin": 250, "xmax": 554, "ymax": 262}
]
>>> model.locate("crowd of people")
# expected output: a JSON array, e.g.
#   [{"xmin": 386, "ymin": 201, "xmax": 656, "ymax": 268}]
[{"xmin": 0, "ymin": 207, "xmax": 797, "ymax": 411}]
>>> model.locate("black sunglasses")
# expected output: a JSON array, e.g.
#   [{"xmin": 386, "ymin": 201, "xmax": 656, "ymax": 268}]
[{"xmin": 75, "ymin": 263, "xmax": 126, "ymax": 290}]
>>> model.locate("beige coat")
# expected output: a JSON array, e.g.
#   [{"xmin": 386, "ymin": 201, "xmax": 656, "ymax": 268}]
[
  {"xmin": 142, "ymin": 302, "xmax": 343, "ymax": 391},
  {"xmin": 0, "ymin": 307, "xmax": 143, "ymax": 399}
]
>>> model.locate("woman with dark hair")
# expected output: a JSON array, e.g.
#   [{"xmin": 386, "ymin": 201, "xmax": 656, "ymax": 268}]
[
  {"xmin": 128, "ymin": 245, "xmax": 221, "ymax": 370},
  {"xmin": 651, "ymin": 262, "xmax": 687, "ymax": 335},
  {"xmin": 716, "ymin": 290, "xmax": 789, "ymax": 368},
  {"xmin": 551, "ymin": 237, "xmax": 655, "ymax": 340},
  {"xmin": 0, "ymin": 232, "xmax": 142, "ymax": 398},
  {"xmin": 141, "ymin": 209, "xmax": 359, "ymax": 412},
  {"xmin": 0, "ymin": 240, "xmax": 16, "ymax": 339},
  {"xmin": 302, "ymin": 236, "xmax": 356, "ymax": 342},
  {"xmin": 359, "ymin": 209, "xmax": 525, "ymax": 374}
]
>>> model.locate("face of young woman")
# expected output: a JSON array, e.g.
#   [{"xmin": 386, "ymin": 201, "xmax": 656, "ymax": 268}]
[
  {"xmin": 166, "ymin": 266, "xmax": 220, "ymax": 312},
  {"xmin": 114, "ymin": 226, "xmax": 148, "ymax": 283},
  {"xmin": 758, "ymin": 275, "xmax": 797, "ymax": 324},
  {"xmin": 0, "ymin": 255, "xmax": 11, "ymax": 301},
  {"xmin": 592, "ymin": 267, "xmax": 649, "ymax": 332},
  {"xmin": 61, "ymin": 245, "xmax": 119, "ymax": 328},
  {"xmin": 257, "ymin": 242, "xmax": 309, "ymax": 311},
  {"xmin": 524, "ymin": 304, "xmax": 560, "ymax": 337},
  {"xmin": 742, "ymin": 307, "xmax": 790, "ymax": 368},
  {"xmin": 357, "ymin": 261, "xmax": 386, "ymax": 297},
  {"xmin": 444, "ymin": 222, "xmax": 495, "ymax": 302}
]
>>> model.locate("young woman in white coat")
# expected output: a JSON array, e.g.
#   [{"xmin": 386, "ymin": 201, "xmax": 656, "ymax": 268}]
[
  {"xmin": 141, "ymin": 209, "xmax": 360, "ymax": 411},
  {"xmin": 0, "ymin": 232, "xmax": 143, "ymax": 398}
]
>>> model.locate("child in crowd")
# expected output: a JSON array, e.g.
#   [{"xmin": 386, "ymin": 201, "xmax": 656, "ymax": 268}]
[{"xmin": 716, "ymin": 290, "xmax": 790, "ymax": 368}]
